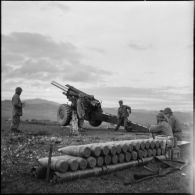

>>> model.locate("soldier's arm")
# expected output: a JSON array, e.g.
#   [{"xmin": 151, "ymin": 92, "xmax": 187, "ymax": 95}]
[
  {"xmin": 149, "ymin": 125, "xmax": 162, "ymax": 133},
  {"xmin": 125, "ymin": 105, "xmax": 131, "ymax": 114}
]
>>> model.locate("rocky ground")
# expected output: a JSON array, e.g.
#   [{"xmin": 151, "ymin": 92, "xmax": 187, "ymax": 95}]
[{"xmin": 1, "ymin": 119, "xmax": 193, "ymax": 193}]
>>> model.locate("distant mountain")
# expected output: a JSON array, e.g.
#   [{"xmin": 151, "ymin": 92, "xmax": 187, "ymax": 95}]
[
  {"xmin": 1, "ymin": 98, "xmax": 60, "ymax": 121},
  {"xmin": 1, "ymin": 98, "xmax": 193, "ymax": 126}
]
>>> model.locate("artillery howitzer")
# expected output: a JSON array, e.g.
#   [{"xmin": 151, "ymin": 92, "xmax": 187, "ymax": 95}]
[{"xmin": 51, "ymin": 81, "xmax": 149, "ymax": 132}]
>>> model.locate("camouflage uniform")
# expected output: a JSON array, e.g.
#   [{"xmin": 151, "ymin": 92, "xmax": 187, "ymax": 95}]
[
  {"xmin": 115, "ymin": 100, "xmax": 131, "ymax": 131},
  {"xmin": 10, "ymin": 87, "xmax": 23, "ymax": 131},
  {"xmin": 164, "ymin": 108, "xmax": 182, "ymax": 141},
  {"xmin": 149, "ymin": 112, "xmax": 173, "ymax": 137}
]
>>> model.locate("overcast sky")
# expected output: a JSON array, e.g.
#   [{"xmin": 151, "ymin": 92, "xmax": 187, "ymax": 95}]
[{"xmin": 1, "ymin": 1, "xmax": 194, "ymax": 111}]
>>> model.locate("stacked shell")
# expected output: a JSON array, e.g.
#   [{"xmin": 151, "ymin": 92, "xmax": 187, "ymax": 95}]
[{"xmin": 38, "ymin": 138, "xmax": 166, "ymax": 174}]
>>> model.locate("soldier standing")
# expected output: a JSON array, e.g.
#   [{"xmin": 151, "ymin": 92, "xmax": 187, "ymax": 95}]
[
  {"xmin": 10, "ymin": 87, "xmax": 23, "ymax": 133},
  {"xmin": 149, "ymin": 112, "xmax": 173, "ymax": 137},
  {"xmin": 163, "ymin": 107, "xmax": 182, "ymax": 141},
  {"xmin": 114, "ymin": 100, "xmax": 131, "ymax": 131}
]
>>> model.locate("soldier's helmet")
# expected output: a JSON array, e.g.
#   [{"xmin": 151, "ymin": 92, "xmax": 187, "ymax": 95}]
[
  {"xmin": 119, "ymin": 100, "xmax": 123, "ymax": 104},
  {"xmin": 15, "ymin": 87, "xmax": 22, "ymax": 93},
  {"xmin": 164, "ymin": 107, "xmax": 172, "ymax": 114}
]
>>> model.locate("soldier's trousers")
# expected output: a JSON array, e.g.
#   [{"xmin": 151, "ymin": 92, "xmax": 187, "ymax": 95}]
[
  {"xmin": 115, "ymin": 117, "xmax": 128, "ymax": 131},
  {"xmin": 10, "ymin": 115, "xmax": 20, "ymax": 130}
]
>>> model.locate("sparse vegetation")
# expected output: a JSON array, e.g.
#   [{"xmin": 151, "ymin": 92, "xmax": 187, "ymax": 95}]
[{"xmin": 1, "ymin": 117, "xmax": 193, "ymax": 193}]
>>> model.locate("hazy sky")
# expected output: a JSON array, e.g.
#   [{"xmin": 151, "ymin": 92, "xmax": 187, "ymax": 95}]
[{"xmin": 1, "ymin": 1, "xmax": 193, "ymax": 111}]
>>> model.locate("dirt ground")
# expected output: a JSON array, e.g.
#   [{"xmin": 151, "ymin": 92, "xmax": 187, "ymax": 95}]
[{"xmin": 1, "ymin": 119, "xmax": 193, "ymax": 193}]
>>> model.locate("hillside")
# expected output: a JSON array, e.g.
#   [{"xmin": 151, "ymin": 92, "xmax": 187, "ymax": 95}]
[{"xmin": 1, "ymin": 99, "xmax": 193, "ymax": 126}]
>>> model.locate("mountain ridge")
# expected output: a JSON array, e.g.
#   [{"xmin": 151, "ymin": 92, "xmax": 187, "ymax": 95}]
[{"xmin": 1, "ymin": 99, "xmax": 193, "ymax": 125}]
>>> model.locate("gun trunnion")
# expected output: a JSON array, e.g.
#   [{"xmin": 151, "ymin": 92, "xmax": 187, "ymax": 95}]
[{"xmin": 51, "ymin": 81, "xmax": 149, "ymax": 132}]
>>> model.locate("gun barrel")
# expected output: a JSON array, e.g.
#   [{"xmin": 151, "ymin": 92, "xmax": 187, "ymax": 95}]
[{"xmin": 51, "ymin": 81, "xmax": 69, "ymax": 92}]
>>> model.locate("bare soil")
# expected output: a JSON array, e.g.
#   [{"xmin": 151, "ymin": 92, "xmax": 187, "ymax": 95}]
[{"xmin": 1, "ymin": 119, "xmax": 193, "ymax": 193}]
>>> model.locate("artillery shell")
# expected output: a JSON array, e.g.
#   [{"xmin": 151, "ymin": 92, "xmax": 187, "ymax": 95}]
[
  {"xmin": 157, "ymin": 148, "xmax": 161, "ymax": 156},
  {"xmin": 140, "ymin": 142, "xmax": 146, "ymax": 150},
  {"xmin": 96, "ymin": 156, "xmax": 104, "ymax": 167},
  {"xmin": 125, "ymin": 152, "xmax": 131, "ymax": 162},
  {"xmin": 155, "ymin": 140, "xmax": 160, "ymax": 148},
  {"xmin": 138, "ymin": 150, "xmax": 143, "ymax": 159},
  {"xmin": 118, "ymin": 153, "xmax": 125, "ymax": 163},
  {"xmin": 145, "ymin": 141, "xmax": 150, "ymax": 149},
  {"xmin": 131, "ymin": 151, "xmax": 138, "ymax": 160},
  {"xmin": 147, "ymin": 149, "xmax": 153, "ymax": 157},
  {"xmin": 120, "ymin": 143, "xmax": 128, "ymax": 153},
  {"xmin": 152, "ymin": 149, "xmax": 157, "ymax": 156},
  {"xmin": 132, "ymin": 142, "xmax": 140, "ymax": 151},
  {"xmin": 150, "ymin": 140, "xmax": 155, "ymax": 149},
  {"xmin": 104, "ymin": 155, "xmax": 112, "ymax": 165},
  {"xmin": 111, "ymin": 155, "xmax": 118, "ymax": 164},
  {"xmin": 87, "ymin": 157, "xmax": 96, "ymax": 168},
  {"xmin": 115, "ymin": 144, "xmax": 122, "ymax": 154},
  {"xmin": 90, "ymin": 145, "xmax": 101, "ymax": 157},
  {"xmin": 142, "ymin": 149, "xmax": 148, "ymax": 158},
  {"xmin": 100, "ymin": 145, "xmax": 109, "ymax": 156}
]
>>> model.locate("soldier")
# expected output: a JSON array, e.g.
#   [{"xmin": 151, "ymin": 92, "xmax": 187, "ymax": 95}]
[
  {"xmin": 163, "ymin": 107, "xmax": 182, "ymax": 141},
  {"xmin": 10, "ymin": 87, "xmax": 23, "ymax": 133},
  {"xmin": 114, "ymin": 100, "xmax": 131, "ymax": 131},
  {"xmin": 149, "ymin": 112, "xmax": 173, "ymax": 137}
]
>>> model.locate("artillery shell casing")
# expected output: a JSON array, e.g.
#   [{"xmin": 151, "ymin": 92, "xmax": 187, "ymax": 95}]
[
  {"xmin": 157, "ymin": 148, "xmax": 162, "ymax": 156},
  {"xmin": 140, "ymin": 142, "xmax": 146, "ymax": 150},
  {"xmin": 111, "ymin": 155, "xmax": 118, "ymax": 164},
  {"xmin": 138, "ymin": 150, "xmax": 143, "ymax": 159},
  {"xmin": 150, "ymin": 141, "xmax": 155, "ymax": 149},
  {"xmin": 125, "ymin": 152, "xmax": 131, "ymax": 162},
  {"xmin": 147, "ymin": 149, "xmax": 153, "ymax": 157},
  {"xmin": 96, "ymin": 156, "xmax": 104, "ymax": 167},
  {"xmin": 104, "ymin": 155, "xmax": 112, "ymax": 165},
  {"xmin": 155, "ymin": 140, "xmax": 160, "ymax": 148},
  {"xmin": 87, "ymin": 157, "xmax": 96, "ymax": 168},
  {"xmin": 128, "ymin": 144, "xmax": 133, "ymax": 152},
  {"xmin": 118, "ymin": 153, "xmax": 125, "ymax": 163},
  {"xmin": 142, "ymin": 149, "xmax": 148, "ymax": 158},
  {"xmin": 152, "ymin": 149, "xmax": 157, "ymax": 156},
  {"xmin": 145, "ymin": 141, "xmax": 150, "ymax": 149},
  {"xmin": 131, "ymin": 151, "xmax": 138, "ymax": 160}
]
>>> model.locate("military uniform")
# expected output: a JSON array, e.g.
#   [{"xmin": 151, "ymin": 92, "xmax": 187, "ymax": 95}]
[
  {"xmin": 10, "ymin": 92, "xmax": 23, "ymax": 131},
  {"xmin": 149, "ymin": 121, "xmax": 173, "ymax": 137},
  {"xmin": 164, "ymin": 107, "xmax": 182, "ymax": 141},
  {"xmin": 115, "ymin": 102, "xmax": 131, "ymax": 131},
  {"xmin": 168, "ymin": 115, "xmax": 182, "ymax": 141}
]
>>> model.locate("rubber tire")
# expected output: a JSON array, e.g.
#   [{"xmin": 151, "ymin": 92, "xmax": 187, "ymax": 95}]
[
  {"xmin": 57, "ymin": 104, "xmax": 72, "ymax": 126},
  {"xmin": 89, "ymin": 120, "xmax": 102, "ymax": 127}
]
